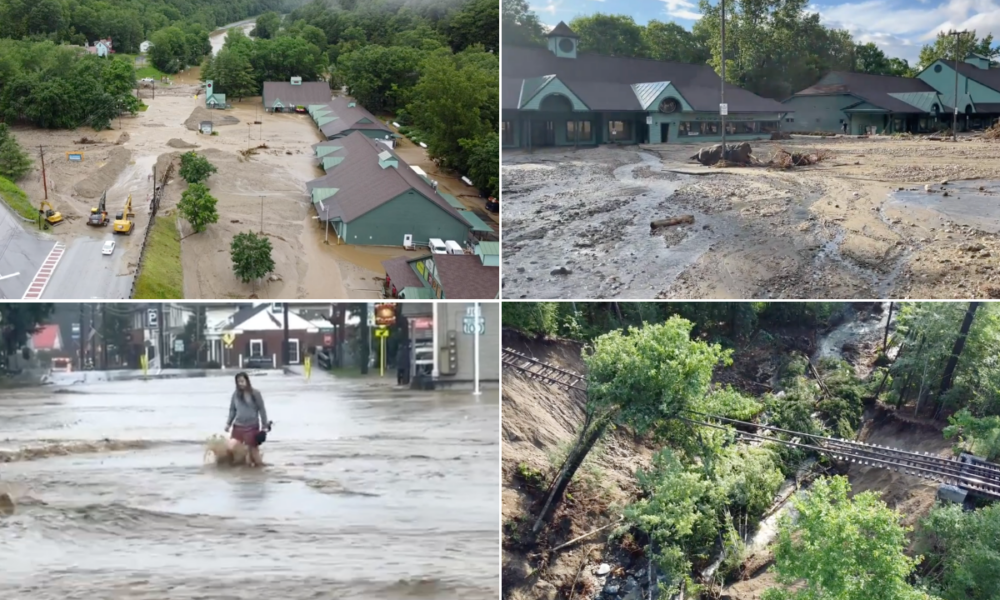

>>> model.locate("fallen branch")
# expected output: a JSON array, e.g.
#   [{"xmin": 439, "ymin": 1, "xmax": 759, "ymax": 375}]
[
  {"xmin": 650, "ymin": 215, "xmax": 695, "ymax": 230},
  {"xmin": 549, "ymin": 516, "xmax": 626, "ymax": 554},
  {"xmin": 808, "ymin": 359, "xmax": 832, "ymax": 398}
]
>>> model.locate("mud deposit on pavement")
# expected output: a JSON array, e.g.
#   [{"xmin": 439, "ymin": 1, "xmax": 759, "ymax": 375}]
[
  {"xmin": 503, "ymin": 137, "xmax": 1000, "ymax": 299},
  {"xmin": 0, "ymin": 375, "xmax": 499, "ymax": 600}
]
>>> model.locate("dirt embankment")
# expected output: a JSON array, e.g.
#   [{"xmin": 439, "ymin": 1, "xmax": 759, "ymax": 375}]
[{"xmin": 502, "ymin": 330, "xmax": 653, "ymax": 600}]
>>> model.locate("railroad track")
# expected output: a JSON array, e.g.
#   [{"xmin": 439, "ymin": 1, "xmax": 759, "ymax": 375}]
[{"xmin": 502, "ymin": 348, "xmax": 1000, "ymax": 500}]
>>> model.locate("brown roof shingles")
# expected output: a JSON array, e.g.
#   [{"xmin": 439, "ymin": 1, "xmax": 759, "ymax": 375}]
[
  {"xmin": 319, "ymin": 97, "xmax": 394, "ymax": 138},
  {"xmin": 791, "ymin": 71, "xmax": 937, "ymax": 114},
  {"xmin": 262, "ymin": 81, "xmax": 332, "ymax": 108},
  {"xmin": 306, "ymin": 132, "xmax": 467, "ymax": 225},
  {"xmin": 433, "ymin": 254, "xmax": 499, "ymax": 299},
  {"xmin": 382, "ymin": 256, "xmax": 425, "ymax": 289}
]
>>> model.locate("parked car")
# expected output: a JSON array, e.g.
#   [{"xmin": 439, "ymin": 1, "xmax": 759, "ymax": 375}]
[{"xmin": 102, "ymin": 240, "xmax": 116, "ymax": 255}]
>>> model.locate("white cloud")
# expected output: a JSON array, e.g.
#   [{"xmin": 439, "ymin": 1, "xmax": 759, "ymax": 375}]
[
  {"xmin": 531, "ymin": 0, "xmax": 563, "ymax": 16},
  {"xmin": 661, "ymin": 0, "xmax": 703, "ymax": 20}
]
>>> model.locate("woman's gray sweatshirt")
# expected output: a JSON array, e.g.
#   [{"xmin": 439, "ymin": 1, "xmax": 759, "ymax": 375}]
[{"xmin": 228, "ymin": 389, "xmax": 268, "ymax": 428}]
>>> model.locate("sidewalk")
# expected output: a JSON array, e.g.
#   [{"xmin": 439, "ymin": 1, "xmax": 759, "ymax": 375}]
[{"xmin": 43, "ymin": 367, "xmax": 286, "ymax": 386}]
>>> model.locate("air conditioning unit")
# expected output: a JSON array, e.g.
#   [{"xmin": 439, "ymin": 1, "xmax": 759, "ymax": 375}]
[{"xmin": 290, "ymin": 76, "xmax": 302, "ymax": 85}]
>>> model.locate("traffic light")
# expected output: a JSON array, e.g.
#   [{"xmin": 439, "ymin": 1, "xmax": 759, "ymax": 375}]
[{"xmin": 446, "ymin": 330, "xmax": 458, "ymax": 375}]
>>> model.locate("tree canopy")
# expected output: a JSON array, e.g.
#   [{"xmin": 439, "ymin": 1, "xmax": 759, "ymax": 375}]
[
  {"xmin": 178, "ymin": 151, "xmax": 217, "ymax": 184},
  {"xmin": 178, "ymin": 182, "xmax": 219, "ymax": 233},
  {"xmin": 230, "ymin": 230, "xmax": 275, "ymax": 288}
]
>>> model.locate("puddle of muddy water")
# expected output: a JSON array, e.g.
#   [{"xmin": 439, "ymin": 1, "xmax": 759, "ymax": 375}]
[
  {"xmin": 888, "ymin": 180, "xmax": 1000, "ymax": 233},
  {"xmin": 0, "ymin": 375, "xmax": 498, "ymax": 600}
]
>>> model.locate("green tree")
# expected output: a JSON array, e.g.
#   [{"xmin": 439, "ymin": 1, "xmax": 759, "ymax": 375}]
[
  {"xmin": 644, "ymin": 20, "xmax": 712, "ymax": 64},
  {"xmin": 459, "ymin": 132, "xmax": 498, "ymax": 197},
  {"xmin": 178, "ymin": 151, "xmax": 217, "ymax": 184},
  {"xmin": 854, "ymin": 42, "xmax": 892, "ymax": 75},
  {"xmin": 570, "ymin": 13, "xmax": 648, "ymax": 57},
  {"xmin": 26, "ymin": 0, "xmax": 64, "ymax": 35},
  {"xmin": 0, "ymin": 124, "xmax": 32, "ymax": 181},
  {"xmin": 0, "ymin": 304, "xmax": 55, "ymax": 372},
  {"xmin": 919, "ymin": 30, "xmax": 997, "ymax": 69},
  {"xmin": 253, "ymin": 11, "xmax": 282, "ymax": 40},
  {"xmin": 943, "ymin": 408, "xmax": 1000, "ymax": 461},
  {"xmin": 230, "ymin": 231, "xmax": 275, "ymax": 291},
  {"xmin": 149, "ymin": 26, "xmax": 188, "ymax": 73},
  {"xmin": 920, "ymin": 503, "xmax": 1000, "ymax": 600},
  {"xmin": 178, "ymin": 183, "xmax": 219, "ymax": 233},
  {"xmin": 337, "ymin": 44, "xmax": 422, "ymax": 112},
  {"xmin": 887, "ymin": 57, "xmax": 917, "ymax": 77},
  {"xmin": 763, "ymin": 476, "xmax": 933, "ymax": 600},
  {"xmin": 252, "ymin": 36, "xmax": 326, "ymax": 85},
  {"xmin": 531, "ymin": 317, "xmax": 730, "ymax": 535},
  {"xmin": 447, "ymin": 0, "xmax": 498, "ymax": 53},
  {"xmin": 501, "ymin": 0, "xmax": 545, "ymax": 47},
  {"xmin": 211, "ymin": 47, "xmax": 257, "ymax": 100}
]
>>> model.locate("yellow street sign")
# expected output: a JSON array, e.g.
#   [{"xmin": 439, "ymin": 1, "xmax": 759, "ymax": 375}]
[
  {"xmin": 375, "ymin": 328, "xmax": 389, "ymax": 338},
  {"xmin": 222, "ymin": 332, "xmax": 235, "ymax": 347}
]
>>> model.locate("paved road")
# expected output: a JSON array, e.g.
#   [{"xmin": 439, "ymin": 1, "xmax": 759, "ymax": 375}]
[
  {"xmin": 0, "ymin": 205, "xmax": 56, "ymax": 300},
  {"xmin": 42, "ymin": 235, "xmax": 134, "ymax": 299}
]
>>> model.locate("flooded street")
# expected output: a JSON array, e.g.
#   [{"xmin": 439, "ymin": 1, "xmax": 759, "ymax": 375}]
[{"xmin": 0, "ymin": 373, "xmax": 499, "ymax": 599}]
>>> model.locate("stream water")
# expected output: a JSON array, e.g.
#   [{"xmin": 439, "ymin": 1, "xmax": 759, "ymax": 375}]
[
  {"xmin": 0, "ymin": 374, "xmax": 499, "ymax": 599},
  {"xmin": 888, "ymin": 180, "xmax": 1000, "ymax": 233}
]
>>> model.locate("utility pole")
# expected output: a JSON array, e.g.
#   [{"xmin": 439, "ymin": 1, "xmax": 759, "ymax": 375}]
[
  {"xmin": 39, "ymin": 146, "xmax": 48, "ymax": 200},
  {"xmin": 79, "ymin": 303, "xmax": 85, "ymax": 370},
  {"xmin": 720, "ymin": 0, "xmax": 727, "ymax": 156},
  {"xmin": 950, "ymin": 29, "xmax": 969, "ymax": 142},
  {"xmin": 102, "ymin": 303, "xmax": 108, "ymax": 369},
  {"xmin": 157, "ymin": 303, "xmax": 165, "ymax": 371},
  {"xmin": 90, "ymin": 304, "xmax": 97, "ymax": 370},
  {"xmin": 359, "ymin": 303, "xmax": 369, "ymax": 374},
  {"xmin": 473, "ymin": 302, "xmax": 481, "ymax": 396},
  {"xmin": 282, "ymin": 303, "xmax": 289, "ymax": 366}
]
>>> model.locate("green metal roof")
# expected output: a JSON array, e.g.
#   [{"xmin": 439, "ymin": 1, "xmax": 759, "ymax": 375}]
[
  {"xmin": 311, "ymin": 188, "xmax": 339, "ymax": 204},
  {"xmin": 316, "ymin": 115, "xmax": 339, "ymax": 126},
  {"xmin": 322, "ymin": 156, "xmax": 345, "ymax": 170},
  {"xmin": 311, "ymin": 108, "xmax": 333, "ymax": 120},
  {"xmin": 207, "ymin": 93, "xmax": 225, "ymax": 105},
  {"xmin": 458, "ymin": 210, "xmax": 493, "ymax": 233},
  {"xmin": 315, "ymin": 145, "xmax": 343, "ymax": 157},
  {"xmin": 439, "ymin": 192, "xmax": 464, "ymax": 208},
  {"xmin": 401, "ymin": 286, "xmax": 434, "ymax": 299},
  {"xmin": 887, "ymin": 91, "xmax": 943, "ymax": 113},
  {"xmin": 477, "ymin": 241, "xmax": 499, "ymax": 255}
]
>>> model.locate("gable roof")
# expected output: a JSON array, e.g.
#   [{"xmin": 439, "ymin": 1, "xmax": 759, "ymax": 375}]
[
  {"xmin": 433, "ymin": 254, "xmax": 499, "ymax": 299},
  {"xmin": 503, "ymin": 45, "xmax": 787, "ymax": 113},
  {"xmin": 547, "ymin": 22, "xmax": 578, "ymax": 39},
  {"xmin": 31, "ymin": 325, "xmax": 62, "ymax": 351},
  {"xmin": 262, "ymin": 81, "xmax": 331, "ymax": 108},
  {"xmin": 227, "ymin": 304, "xmax": 318, "ymax": 332},
  {"xmin": 947, "ymin": 60, "xmax": 1000, "ymax": 94},
  {"xmin": 306, "ymin": 131, "xmax": 467, "ymax": 225},
  {"xmin": 318, "ymin": 96, "xmax": 393, "ymax": 138},
  {"xmin": 788, "ymin": 71, "xmax": 937, "ymax": 113}
]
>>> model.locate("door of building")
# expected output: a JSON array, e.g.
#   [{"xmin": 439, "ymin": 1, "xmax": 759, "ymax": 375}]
[
  {"xmin": 660, "ymin": 123, "xmax": 670, "ymax": 143},
  {"xmin": 530, "ymin": 120, "xmax": 555, "ymax": 146},
  {"xmin": 288, "ymin": 339, "xmax": 300, "ymax": 364}
]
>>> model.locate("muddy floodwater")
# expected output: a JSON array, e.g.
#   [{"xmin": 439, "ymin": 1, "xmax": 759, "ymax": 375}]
[{"xmin": 0, "ymin": 373, "xmax": 499, "ymax": 599}]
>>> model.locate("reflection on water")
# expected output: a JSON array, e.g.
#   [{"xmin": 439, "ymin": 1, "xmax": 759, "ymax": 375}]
[
  {"xmin": 0, "ymin": 374, "xmax": 499, "ymax": 599},
  {"xmin": 887, "ymin": 180, "xmax": 1000, "ymax": 233}
]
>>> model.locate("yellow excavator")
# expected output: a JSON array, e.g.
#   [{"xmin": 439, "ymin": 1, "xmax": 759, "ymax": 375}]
[
  {"xmin": 88, "ymin": 191, "xmax": 109, "ymax": 227},
  {"xmin": 113, "ymin": 194, "xmax": 134, "ymax": 235},
  {"xmin": 39, "ymin": 201, "xmax": 63, "ymax": 226}
]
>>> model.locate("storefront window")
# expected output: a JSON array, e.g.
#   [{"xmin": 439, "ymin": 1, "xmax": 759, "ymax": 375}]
[
  {"xmin": 760, "ymin": 121, "xmax": 779, "ymax": 133},
  {"xmin": 502, "ymin": 121, "xmax": 512, "ymax": 145},
  {"xmin": 608, "ymin": 120, "xmax": 632, "ymax": 141},
  {"xmin": 739, "ymin": 122, "xmax": 760, "ymax": 134},
  {"xmin": 567, "ymin": 121, "xmax": 593, "ymax": 142},
  {"xmin": 701, "ymin": 121, "xmax": 720, "ymax": 135}
]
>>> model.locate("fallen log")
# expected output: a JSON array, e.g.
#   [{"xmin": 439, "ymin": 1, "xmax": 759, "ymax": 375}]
[{"xmin": 650, "ymin": 215, "xmax": 695, "ymax": 230}]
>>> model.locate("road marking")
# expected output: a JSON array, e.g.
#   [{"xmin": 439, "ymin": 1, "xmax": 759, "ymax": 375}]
[
  {"xmin": 22, "ymin": 243, "xmax": 66, "ymax": 299},
  {"xmin": 0, "ymin": 272, "xmax": 19, "ymax": 282}
]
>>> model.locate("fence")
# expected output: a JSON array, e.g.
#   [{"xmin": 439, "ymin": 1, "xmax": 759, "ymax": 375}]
[{"xmin": 129, "ymin": 161, "xmax": 173, "ymax": 298}]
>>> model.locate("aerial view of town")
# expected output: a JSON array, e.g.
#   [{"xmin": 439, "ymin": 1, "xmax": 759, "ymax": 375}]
[
  {"xmin": 0, "ymin": 0, "xmax": 499, "ymax": 300},
  {"xmin": 501, "ymin": 0, "xmax": 1000, "ymax": 300}
]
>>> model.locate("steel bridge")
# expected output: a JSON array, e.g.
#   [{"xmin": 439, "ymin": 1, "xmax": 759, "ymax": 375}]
[{"xmin": 502, "ymin": 347, "xmax": 1000, "ymax": 501}]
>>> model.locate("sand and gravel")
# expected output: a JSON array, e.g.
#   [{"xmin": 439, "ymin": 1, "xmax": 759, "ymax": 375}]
[{"xmin": 503, "ymin": 135, "xmax": 1000, "ymax": 299}]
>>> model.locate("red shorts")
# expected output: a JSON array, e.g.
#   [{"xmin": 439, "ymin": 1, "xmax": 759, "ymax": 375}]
[{"xmin": 231, "ymin": 425, "xmax": 260, "ymax": 447}]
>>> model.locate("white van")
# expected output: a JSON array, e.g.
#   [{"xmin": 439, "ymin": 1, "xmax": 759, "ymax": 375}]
[
  {"xmin": 444, "ymin": 240, "xmax": 463, "ymax": 255},
  {"xmin": 428, "ymin": 238, "xmax": 447, "ymax": 254}
]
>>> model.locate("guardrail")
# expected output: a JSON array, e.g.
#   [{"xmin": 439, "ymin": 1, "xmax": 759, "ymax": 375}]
[{"xmin": 129, "ymin": 162, "xmax": 173, "ymax": 298}]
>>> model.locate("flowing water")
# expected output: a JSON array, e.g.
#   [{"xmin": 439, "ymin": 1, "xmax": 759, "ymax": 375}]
[{"xmin": 0, "ymin": 373, "xmax": 499, "ymax": 599}]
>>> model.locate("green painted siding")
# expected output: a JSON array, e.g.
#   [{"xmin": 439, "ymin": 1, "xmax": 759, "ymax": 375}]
[
  {"xmin": 502, "ymin": 111, "xmax": 519, "ymax": 147},
  {"xmin": 522, "ymin": 78, "xmax": 589, "ymax": 111},
  {"xmin": 781, "ymin": 94, "xmax": 856, "ymax": 132},
  {"xmin": 918, "ymin": 62, "xmax": 975, "ymax": 111},
  {"xmin": 645, "ymin": 83, "xmax": 693, "ymax": 112},
  {"xmin": 345, "ymin": 190, "xmax": 470, "ymax": 246}
]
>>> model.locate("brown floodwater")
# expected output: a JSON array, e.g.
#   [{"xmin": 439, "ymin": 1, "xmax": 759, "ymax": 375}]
[{"xmin": 0, "ymin": 373, "xmax": 499, "ymax": 599}]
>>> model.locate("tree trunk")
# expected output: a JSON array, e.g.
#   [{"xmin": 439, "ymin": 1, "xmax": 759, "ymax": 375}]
[
  {"xmin": 938, "ymin": 302, "xmax": 980, "ymax": 401},
  {"xmin": 883, "ymin": 302, "xmax": 893, "ymax": 350},
  {"xmin": 532, "ymin": 416, "xmax": 609, "ymax": 536}
]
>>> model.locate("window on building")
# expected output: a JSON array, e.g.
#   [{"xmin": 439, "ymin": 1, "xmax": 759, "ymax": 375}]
[
  {"xmin": 608, "ymin": 120, "xmax": 632, "ymax": 140},
  {"xmin": 760, "ymin": 121, "xmax": 779, "ymax": 133},
  {"xmin": 501, "ymin": 121, "xmax": 512, "ymax": 145},
  {"xmin": 679, "ymin": 122, "xmax": 699, "ymax": 135},
  {"xmin": 700, "ymin": 121, "xmax": 720, "ymax": 135},
  {"xmin": 250, "ymin": 340, "xmax": 263, "ymax": 358},
  {"xmin": 567, "ymin": 120, "xmax": 593, "ymax": 142}
]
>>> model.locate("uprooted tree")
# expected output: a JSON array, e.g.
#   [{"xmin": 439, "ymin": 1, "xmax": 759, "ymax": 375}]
[{"xmin": 530, "ymin": 316, "xmax": 731, "ymax": 536}]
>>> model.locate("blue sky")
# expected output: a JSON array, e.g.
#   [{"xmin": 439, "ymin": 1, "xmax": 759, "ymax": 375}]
[{"xmin": 529, "ymin": 0, "xmax": 1000, "ymax": 64}]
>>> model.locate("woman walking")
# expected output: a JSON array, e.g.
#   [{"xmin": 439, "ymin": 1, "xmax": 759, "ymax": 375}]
[{"xmin": 225, "ymin": 372, "xmax": 270, "ymax": 467}]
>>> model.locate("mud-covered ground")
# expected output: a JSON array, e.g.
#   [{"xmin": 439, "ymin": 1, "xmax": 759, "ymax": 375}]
[
  {"xmin": 0, "ymin": 372, "xmax": 499, "ymax": 600},
  {"xmin": 502, "ymin": 136, "xmax": 1000, "ymax": 299}
]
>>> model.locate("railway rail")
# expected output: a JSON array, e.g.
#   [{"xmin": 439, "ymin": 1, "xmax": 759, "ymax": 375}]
[{"xmin": 502, "ymin": 347, "xmax": 1000, "ymax": 500}]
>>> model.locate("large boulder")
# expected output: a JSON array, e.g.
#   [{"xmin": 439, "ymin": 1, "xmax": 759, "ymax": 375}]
[{"xmin": 691, "ymin": 142, "xmax": 753, "ymax": 166}]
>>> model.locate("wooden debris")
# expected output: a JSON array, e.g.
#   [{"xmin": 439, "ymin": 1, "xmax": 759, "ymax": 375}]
[{"xmin": 650, "ymin": 215, "xmax": 695, "ymax": 230}]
